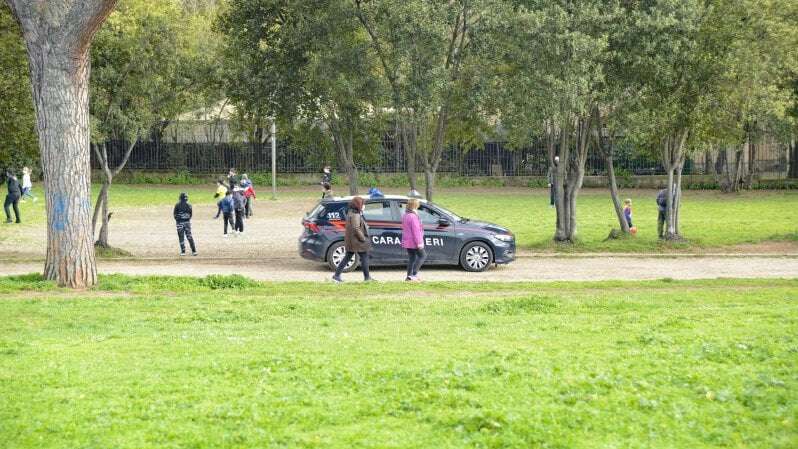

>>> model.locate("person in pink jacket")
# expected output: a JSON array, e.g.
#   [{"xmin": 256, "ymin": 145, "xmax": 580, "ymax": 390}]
[{"xmin": 402, "ymin": 198, "xmax": 427, "ymax": 281}]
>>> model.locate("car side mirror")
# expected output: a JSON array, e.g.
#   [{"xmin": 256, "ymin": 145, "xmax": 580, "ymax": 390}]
[{"xmin": 438, "ymin": 218, "xmax": 451, "ymax": 227}]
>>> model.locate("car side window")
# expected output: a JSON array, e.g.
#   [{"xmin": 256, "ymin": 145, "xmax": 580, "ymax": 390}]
[
  {"xmin": 322, "ymin": 204, "xmax": 346, "ymax": 221},
  {"xmin": 417, "ymin": 206, "xmax": 441, "ymax": 225},
  {"xmin": 362, "ymin": 201, "xmax": 393, "ymax": 222}
]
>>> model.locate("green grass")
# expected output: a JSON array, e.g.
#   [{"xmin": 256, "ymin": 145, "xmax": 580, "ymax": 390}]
[
  {"xmin": 9, "ymin": 184, "xmax": 798, "ymax": 252},
  {"xmin": 1, "ymin": 274, "xmax": 797, "ymax": 448}
]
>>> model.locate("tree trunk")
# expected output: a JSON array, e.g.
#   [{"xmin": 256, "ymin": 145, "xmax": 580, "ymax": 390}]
[
  {"xmin": 789, "ymin": 139, "xmax": 798, "ymax": 179},
  {"xmin": 424, "ymin": 168, "xmax": 435, "ymax": 202},
  {"xmin": 606, "ymin": 150, "xmax": 629, "ymax": 233},
  {"xmin": 745, "ymin": 139, "xmax": 757, "ymax": 189},
  {"xmin": 400, "ymin": 120, "xmax": 418, "ymax": 192},
  {"xmin": 660, "ymin": 130, "xmax": 688, "ymax": 240},
  {"xmin": 96, "ymin": 184, "xmax": 110, "ymax": 247},
  {"xmin": 8, "ymin": 0, "xmax": 117, "ymax": 288}
]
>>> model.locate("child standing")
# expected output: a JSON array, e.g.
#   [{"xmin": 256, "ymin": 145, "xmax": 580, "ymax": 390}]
[
  {"xmin": 240, "ymin": 174, "xmax": 256, "ymax": 217},
  {"xmin": 4, "ymin": 170, "xmax": 21, "ymax": 224},
  {"xmin": 623, "ymin": 198, "xmax": 633, "ymax": 228},
  {"xmin": 214, "ymin": 190, "xmax": 235, "ymax": 237},
  {"xmin": 173, "ymin": 192, "xmax": 197, "ymax": 256},
  {"xmin": 213, "ymin": 178, "xmax": 227, "ymax": 199},
  {"xmin": 20, "ymin": 167, "xmax": 36, "ymax": 202}
]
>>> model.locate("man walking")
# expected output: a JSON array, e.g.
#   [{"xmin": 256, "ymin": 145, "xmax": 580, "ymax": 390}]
[{"xmin": 4, "ymin": 170, "xmax": 22, "ymax": 224}]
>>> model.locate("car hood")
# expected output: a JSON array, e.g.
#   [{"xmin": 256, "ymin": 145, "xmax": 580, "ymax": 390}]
[{"xmin": 461, "ymin": 220, "xmax": 512, "ymax": 235}]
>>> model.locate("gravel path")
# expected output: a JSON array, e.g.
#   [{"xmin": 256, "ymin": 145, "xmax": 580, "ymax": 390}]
[{"xmin": 3, "ymin": 255, "xmax": 796, "ymax": 282}]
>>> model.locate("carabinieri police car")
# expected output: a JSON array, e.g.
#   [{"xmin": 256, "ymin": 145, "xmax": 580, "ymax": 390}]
[{"xmin": 299, "ymin": 195, "xmax": 516, "ymax": 272}]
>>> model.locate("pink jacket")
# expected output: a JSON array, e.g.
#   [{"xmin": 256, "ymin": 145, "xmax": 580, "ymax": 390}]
[{"xmin": 401, "ymin": 211, "xmax": 424, "ymax": 249}]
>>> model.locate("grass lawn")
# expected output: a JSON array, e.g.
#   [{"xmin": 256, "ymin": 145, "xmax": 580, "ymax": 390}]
[
  {"xmin": 1, "ymin": 275, "xmax": 796, "ymax": 448},
  {"xmin": 8, "ymin": 183, "xmax": 797, "ymax": 252}
]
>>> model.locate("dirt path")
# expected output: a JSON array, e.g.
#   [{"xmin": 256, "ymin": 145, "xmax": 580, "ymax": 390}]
[{"xmin": 3, "ymin": 255, "xmax": 796, "ymax": 282}]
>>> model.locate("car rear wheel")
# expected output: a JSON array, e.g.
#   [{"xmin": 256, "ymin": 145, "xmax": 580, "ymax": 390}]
[
  {"xmin": 327, "ymin": 241, "xmax": 357, "ymax": 272},
  {"xmin": 460, "ymin": 241, "xmax": 493, "ymax": 272}
]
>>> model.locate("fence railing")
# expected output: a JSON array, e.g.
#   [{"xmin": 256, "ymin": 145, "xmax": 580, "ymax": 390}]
[{"xmin": 94, "ymin": 138, "xmax": 791, "ymax": 179}]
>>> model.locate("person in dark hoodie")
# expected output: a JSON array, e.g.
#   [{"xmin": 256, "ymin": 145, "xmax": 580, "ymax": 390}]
[
  {"xmin": 173, "ymin": 192, "xmax": 197, "ymax": 256},
  {"xmin": 232, "ymin": 186, "xmax": 246, "ymax": 234},
  {"xmin": 214, "ymin": 190, "xmax": 235, "ymax": 237},
  {"xmin": 4, "ymin": 170, "xmax": 22, "ymax": 224},
  {"xmin": 656, "ymin": 188, "xmax": 668, "ymax": 239}
]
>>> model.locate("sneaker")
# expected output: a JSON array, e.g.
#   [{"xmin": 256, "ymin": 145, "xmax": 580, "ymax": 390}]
[
  {"xmin": 405, "ymin": 276, "xmax": 413, "ymax": 282},
  {"xmin": 364, "ymin": 277, "xmax": 378, "ymax": 283},
  {"xmin": 331, "ymin": 276, "xmax": 343, "ymax": 283},
  {"xmin": 192, "ymin": 252, "xmax": 198, "ymax": 256},
  {"xmin": 180, "ymin": 252, "xmax": 186, "ymax": 256},
  {"xmin": 223, "ymin": 234, "xmax": 229, "ymax": 238},
  {"xmin": 4, "ymin": 220, "xmax": 11, "ymax": 224}
]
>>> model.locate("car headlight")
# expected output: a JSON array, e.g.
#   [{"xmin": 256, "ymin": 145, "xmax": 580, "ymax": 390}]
[{"xmin": 493, "ymin": 234, "xmax": 514, "ymax": 242}]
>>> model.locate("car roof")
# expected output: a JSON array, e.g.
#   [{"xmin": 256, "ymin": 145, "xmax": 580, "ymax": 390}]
[{"xmin": 324, "ymin": 194, "xmax": 427, "ymax": 203}]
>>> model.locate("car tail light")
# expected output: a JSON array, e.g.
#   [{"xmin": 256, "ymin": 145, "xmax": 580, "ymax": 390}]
[{"xmin": 303, "ymin": 219, "xmax": 320, "ymax": 233}]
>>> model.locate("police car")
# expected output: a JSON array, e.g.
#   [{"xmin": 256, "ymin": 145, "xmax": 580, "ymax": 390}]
[{"xmin": 299, "ymin": 195, "xmax": 515, "ymax": 272}]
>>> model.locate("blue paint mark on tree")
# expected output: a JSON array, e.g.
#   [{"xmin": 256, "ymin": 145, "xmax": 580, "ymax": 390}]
[{"xmin": 53, "ymin": 194, "xmax": 69, "ymax": 232}]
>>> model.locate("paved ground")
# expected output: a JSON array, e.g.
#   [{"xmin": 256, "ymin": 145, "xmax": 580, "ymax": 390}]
[{"xmin": 4, "ymin": 255, "xmax": 797, "ymax": 282}]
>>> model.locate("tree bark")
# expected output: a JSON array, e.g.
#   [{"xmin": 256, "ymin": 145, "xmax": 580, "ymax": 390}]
[
  {"xmin": 91, "ymin": 139, "xmax": 135, "ymax": 247},
  {"xmin": 660, "ymin": 130, "xmax": 688, "ymax": 240},
  {"xmin": 7, "ymin": 0, "xmax": 118, "ymax": 288},
  {"xmin": 400, "ymin": 119, "xmax": 418, "ymax": 192},
  {"xmin": 328, "ymin": 116, "xmax": 358, "ymax": 195},
  {"xmin": 591, "ymin": 108, "xmax": 628, "ymax": 234},
  {"xmin": 789, "ymin": 139, "xmax": 798, "ymax": 179},
  {"xmin": 552, "ymin": 114, "xmax": 591, "ymax": 243}
]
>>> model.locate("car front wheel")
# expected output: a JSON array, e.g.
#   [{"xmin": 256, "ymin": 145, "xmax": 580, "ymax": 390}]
[
  {"xmin": 327, "ymin": 241, "xmax": 357, "ymax": 272},
  {"xmin": 460, "ymin": 241, "xmax": 493, "ymax": 272}
]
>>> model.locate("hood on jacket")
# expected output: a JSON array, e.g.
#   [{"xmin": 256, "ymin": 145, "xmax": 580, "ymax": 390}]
[{"xmin": 179, "ymin": 192, "xmax": 188, "ymax": 202}]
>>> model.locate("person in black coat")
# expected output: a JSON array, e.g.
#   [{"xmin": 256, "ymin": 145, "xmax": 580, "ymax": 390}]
[
  {"xmin": 173, "ymin": 192, "xmax": 197, "ymax": 255},
  {"xmin": 4, "ymin": 171, "xmax": 22, "ymax": 224}
]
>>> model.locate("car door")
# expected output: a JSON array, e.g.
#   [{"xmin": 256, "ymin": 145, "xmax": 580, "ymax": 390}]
[
  {"xmin": 397, "ymin": 202, "xmax": 454, "ymax": 263},
  {"xmin": 362, "ymin": 200, "xmax": 404, "ymax": 263}
]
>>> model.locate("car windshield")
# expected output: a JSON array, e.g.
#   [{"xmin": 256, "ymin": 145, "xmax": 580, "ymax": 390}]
[{"xmin": 430, "ymin": 203, "xmax": 464, "ymax": 222}]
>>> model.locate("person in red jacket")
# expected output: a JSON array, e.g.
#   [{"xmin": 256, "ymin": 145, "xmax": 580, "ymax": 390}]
[{"xmin": 401, "ymin": 198, "xmax": 426, "ymax": 281}]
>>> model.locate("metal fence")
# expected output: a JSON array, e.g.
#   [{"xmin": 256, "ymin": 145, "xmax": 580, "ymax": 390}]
[{"xmin": 95, "ymin": 137, "xmax": 791, "ymax": 178}]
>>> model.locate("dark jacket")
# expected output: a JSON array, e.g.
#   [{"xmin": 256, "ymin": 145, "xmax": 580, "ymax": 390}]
[
  {"xmin": 344, "ymin": 209, "xmax": 371, "ymax": 252},
  {"xmin": 6, "ymin": 177, "xmax": 22, "ymax": 198},
  {"xmin": 656, "ymin": 189, "xmax": 667, "ymax": 212},
  {"xmin": 321, "ymin": 172, "xmax": 332, "ymax": 188},
  {"xmin": 216, "ymin": 196, "xmax": 234, "ymax": 216},
  {"xmin": 173, "ymin": 200, "xmax": 193, "ymax": 223},
  {"xmin": 233, "ymin": 190, "xmax": 246, "ymax": 211}
]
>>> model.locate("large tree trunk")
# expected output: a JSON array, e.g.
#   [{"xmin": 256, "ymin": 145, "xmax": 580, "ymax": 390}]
[
  {"xmin": 400, "ymin": 120, "xmax": 418, "ymax": 193},
  {"xmin": 606, "ymin": 149, "xmax": 629, "ymax": 234},
  {"xmin": 553, "ymin": 115, "xmax": 591, "ymax": 243},
  {"xmin": 660, "ymin": 130, "xmax": 688, "ymax": 240},
  {"xmin": 8, "ymin": 0, "xmax": 118, "ymax": 288}
]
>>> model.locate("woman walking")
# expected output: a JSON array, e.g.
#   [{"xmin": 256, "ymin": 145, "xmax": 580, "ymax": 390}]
[
  {"xmin": 402, "ymin": 198, "xmax": 426, "ymax": 281},
  {"xmin": 332, "ymin": 196, "xmax": 375, "ymax": 283}
]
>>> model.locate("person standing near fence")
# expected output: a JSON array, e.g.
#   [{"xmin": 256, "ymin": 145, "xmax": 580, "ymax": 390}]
[
  {"xmin": 402, "ymin": 198, "xmax": 427, "ymax": 281},
  {"xmin": 332, "ymin": 196, "xmax": 375, "ymax": 283},
  {"xmin": 320, "ymin": 166, "xmax": 333, "ymax": 198},
  {"xmin": 547, "ymin": 156, "xmax": 559, "ymax": 208},
  {"xmin": 4, "ymin": 170, "xmax": 22, "ymax": 224},
  {"xmin": 173, "ymin": 192, "xmax": 197, "ymax": 256}
]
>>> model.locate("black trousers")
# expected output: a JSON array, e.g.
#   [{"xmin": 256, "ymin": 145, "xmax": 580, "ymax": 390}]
[
  {"xmin": 4, "ymin": 195, "xmax": 20, "ymax": 223},
  {"xmin": 657, "ymin": 210, "xmax": 666, "ymax": 237},
  {"xmin": 234, "ymin": 209, "xmax": 245, "ymax": 232},
  {"xmin": 406, "ymin": 248, "xmax": 427, "ymax": 278},
  {"xmin": 176, "ymin": 222, "xmax": 196, "ymax": 253},
  {"xmin": 334, "ymin": 251, "xmax": 370, "ymax": 280},
  {"xmin": 222, "ymin": 212, "xmax": 234, "ymax": 234},
  {"xmin": 549, "ymin": 185, "xmax": 555, "ymax": 206},
  {"xmin": 245, "ymin": 197, "xmax": 253, "ymax": 217}
]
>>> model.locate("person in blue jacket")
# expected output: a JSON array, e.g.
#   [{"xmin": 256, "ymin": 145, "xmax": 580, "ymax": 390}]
[{"xmin": 214, "ymin": 190, "xmax": 235, "ymax": 237}]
